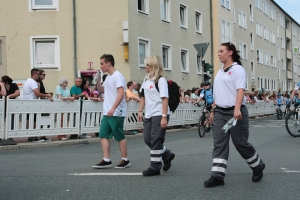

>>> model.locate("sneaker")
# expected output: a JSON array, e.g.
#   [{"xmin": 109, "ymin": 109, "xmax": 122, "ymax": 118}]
[
  {"xmin": 252, "ymin": 164, "xmax": 265, "ymax": 182},
  {"xmin": 93, "ymin": 160, "xmax": 112, "ymax": 169},
  {"xmin": 28, "ymin": 137, "xmax": 44, "ymax": 142},
  {"xmin": 69, "ymin": 134, "xmax": 78, "ymax": 139},
  {"xmin": 143, "ymin": 168, "xmax": 161, "ymax": 176},
  {"xmin": 39, "ymin": 137, "xmax": 51, "ymax": 142},
  {"xmin": 80, "ymin": 135, "xmax": 92, "ymax": 139},
  {"xmin": 163, "ymin": 153, "xmax": 175, "ymax": 171},
  {"xmin": 204, "ymin": 176, "xmax": 225, "ymax": 187},
  {"xmin": 115, "ymin": 160, "xmax": 131, "ymax": 169}
]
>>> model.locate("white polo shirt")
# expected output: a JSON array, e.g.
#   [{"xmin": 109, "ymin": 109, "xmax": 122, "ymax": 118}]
[
  {"xmin": 213, "ymin": 62, "xmax": 246, "ymax": 108},
  {"xmin": 102, "ymin": 71, "xmax": 127, "ymax": 117},
  {"xmin": 140, "ymin": 77, "xmax": 170, "ymax": 118}
]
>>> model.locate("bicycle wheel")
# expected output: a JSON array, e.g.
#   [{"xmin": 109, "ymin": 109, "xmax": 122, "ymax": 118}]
[
  {"xmin": 284, "ymin": 108, "xmax": 290, "ymax": 119},
  {"xmin": 285, "ymin": 111, "xmax": 300, "ymax": 137},
  {"xmin": 198, "ymin": 115, "xmax": 205, "ymax": 138}
]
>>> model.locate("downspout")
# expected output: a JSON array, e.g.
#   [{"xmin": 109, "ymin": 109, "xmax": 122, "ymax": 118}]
[
  {"xmin": 72, "ymin": 0, "xmax": 77, "ymax": 79},
  {"xmin": 210, "ymin": 0, "xmax": 214, "ymax": 83}
]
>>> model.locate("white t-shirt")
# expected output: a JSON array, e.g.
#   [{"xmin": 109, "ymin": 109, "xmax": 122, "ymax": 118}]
[
  {"xmin": 23, "ymin": 78, "xmax": 38, "ymax": 99},
  {"xmin": 140, "ymin": 77, "xmax": 170, "ymax": 118},
  {"xmin": 102, "ymin": 71, "xmax": 127, "ymax": 117},
  {"xmin": 213, "ymin": 62, "xmax": 246, "ymax": 108}
]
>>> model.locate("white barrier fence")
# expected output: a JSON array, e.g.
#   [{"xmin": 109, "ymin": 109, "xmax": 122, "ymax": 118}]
[{"xmin": 0, "ymin": 99, "xmax": 288, "ymax": 140}]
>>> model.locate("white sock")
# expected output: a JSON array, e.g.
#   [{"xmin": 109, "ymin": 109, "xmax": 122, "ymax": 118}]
[
  {"xmin": 103, "ymin": 158, "xmax": 111, "ymax": 162},
  {"xmin": 122, "ymin": 158, "xmax": 128, "ymax": 161}
]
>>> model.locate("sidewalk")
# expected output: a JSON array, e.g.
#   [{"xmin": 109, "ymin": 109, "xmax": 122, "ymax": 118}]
[{"xmin": 0, "ymin": 127, "xmax": 195, "ymax": 151}]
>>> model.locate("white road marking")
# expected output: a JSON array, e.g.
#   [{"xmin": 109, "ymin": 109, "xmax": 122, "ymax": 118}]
[
  {"xmin": 268, "ymin": 126, "xmax": 282, "ymax": 127},
  {"xmin": 69, "ymin": 173, "xmax": 143, "ymax": 176},
  {"xmin": 281, "ymin": 167, "xmax": 300, "ymax": 173}
]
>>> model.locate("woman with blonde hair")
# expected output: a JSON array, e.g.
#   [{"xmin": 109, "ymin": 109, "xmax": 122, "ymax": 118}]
[{"xmin": 138, "ymin": 55, "xmax": 175, "ymax": 176}]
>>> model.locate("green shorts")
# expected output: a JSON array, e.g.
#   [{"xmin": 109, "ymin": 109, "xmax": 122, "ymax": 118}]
[{"xmin": 99, "ymin": 116, "xmax": 125, "ymax": 141}]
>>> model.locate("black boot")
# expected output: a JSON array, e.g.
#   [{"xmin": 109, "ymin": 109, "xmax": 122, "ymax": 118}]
[{"xmin": 204, "ymin": 176, "xmax": 225, "ymax": 187}]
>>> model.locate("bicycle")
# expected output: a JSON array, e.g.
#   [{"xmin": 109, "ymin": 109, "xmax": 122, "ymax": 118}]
[
  {"xmin": 285, "ymin": 104, "xmax": 300, "ymax": 137},
  {"xmin": 198, "ymin": 105, "xmax": 213, "ymax": 138},
  {"xmin": 275, "ymin": 104, "xmax": 283, "ymax": 120}
]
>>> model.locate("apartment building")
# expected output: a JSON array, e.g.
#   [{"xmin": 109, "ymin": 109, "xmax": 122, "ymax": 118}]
[
  {"xmin": 0, "ymin": 0, "xmax": 212, "ymax": 92},
  {"xmin": 212, "ymin": 0, "xmax": 300, "ymax": 93}
]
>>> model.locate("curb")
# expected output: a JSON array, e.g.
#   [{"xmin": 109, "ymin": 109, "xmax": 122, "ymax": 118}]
[{"xmin": 0, "ymin": 127, "xmax": 197, "ymax": 151}]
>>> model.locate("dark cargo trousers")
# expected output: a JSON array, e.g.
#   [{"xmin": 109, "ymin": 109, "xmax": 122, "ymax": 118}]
[
  {"xmin": 211, "ymin": 106, "xmax": 265, "ymax": 180},
  {"xmin": 143, "ymin": 116, "xmax": 173, "ymax": 171}
]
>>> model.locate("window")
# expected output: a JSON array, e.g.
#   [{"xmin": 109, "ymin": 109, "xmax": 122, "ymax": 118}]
[
  {"xmin": 162, "ymin": 44, "xmax": 171, "ymax": 70},
  {"xmin": 279, "ymin": 14, "xmax": 285, "ymax": 28},
  {"xmin": 270, "ymin": 55, "xmax": 276, "ymax": 68},
  {"xmin": 250, "ymin": 3, "xmax": 253, "ymax": 22},
  {"xmin": 277, "ymin": 46, "xmax": 280, "ymax": 61},
  {"xmin": 281, "ymin": 37, "xmax": 285, "ymax": 49},
  {"xmin": 263, "ymin": 2, "xmax": 268, "ymax": 16},
  {"xmin": 270, "ymin": 30, "xmax": 276, "ymax": 44},
  {"xmin": 138, "ymin": 0, "xmax": 149, "ymax": 14},
  {"xmin": 256, "ymin": 21, "xmax": 263, "ymax": 37},
  {"xmin": 197, "ymin": 54, "xmax": 202, "ymax": 74},
  {"xmin": 251, "ymin": 61, "xmax": 255, "ymax": 80},
  {"xmin": 282, "ymin": 80, "xmax": 286, "ymax": 91},
  {"xmin": 221, "ymin": 20, "xmax": 231, "ymax": 43},
  {"xmin": 233, "ymin": 6, "xmax": 236, "ymax": 24},
  {"xmin": 294, "ymin": 63, "xmax": 297, "ymax": 74},
  {"xmin": 258, "ymin": 76, "xmax": 264, "ymax": 90},
  {"xmin": 180, "ymin": 48, "xmax": 189, "ymax": 73},
  {"xmin": 250, "ymin": 32, "xmax": 254, "ymax": 51},
  {"xmin": 161, "ymin": 0, "xmax": 170, "ymax": 22},
  {"xmin": 255, "ymin": 0, "xmax": 261, "ymax": 10},
  {"xmin": 138, "ymin": 37, "xmax": 150, "ymax": 67},
  {"xmin": 298, "ymin": 65, "xmax": 300, "ymax": 76},
  {"xmin": 293, "ymin": 45, "xmax": 299, "ymax": 55},
  {"xmin": 264, "ymin": 26, "xmax": 269, "ymax": 41},
  {"xmin": 30, "ymin": 36, "xmax": 60, "ymax": 69},
  {"xmin": 30, "ymin": 0, "xmax": 58, "ymax": 10},
  {"xmin": 257, "ymin": 49, "xmax": 263, "ymax": 64},
  {"xmin": 264, "ymin": 52, "xmax": 270, "ymax": 66},
  {"xmin": 180, "ymin": 4, "xmax": 188, "ymax": 29},
  {"xmin": 221, "ymin": 0, "xmax": 230, "ymax": 9},
  {"xmin": 195, "ymin": 11, "xmax": 202, "ymax": 33},
  {"xmin": 282, "ymin": 59, "xmax": 286, "ymax": 71},
  {"xmin": 238, "ymin": 10, "xmax": 247, "ymax": 29},
  {"xmin": 239, "ymin": 42, "xmax": 247, "ymax": 60},
  {"xmin": 277, "ymin": 23, "xmax": 279, "ymax": 38},
  {"xmin": 270, "ymin": 6, "xmax": 274, "ymax": 20},
  {"xmin": 0, "ymin": 39, "xmax": 2, "ymax": 65}
]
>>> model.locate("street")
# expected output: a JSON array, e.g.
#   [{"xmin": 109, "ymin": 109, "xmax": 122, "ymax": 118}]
[{"xmin": 0, "ymin": 116, "xmax": 300, "ymax": 200}]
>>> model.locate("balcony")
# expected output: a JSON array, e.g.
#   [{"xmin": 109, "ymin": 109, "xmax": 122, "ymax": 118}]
[
  {"xmin": 287, "ymin": 70, "xmax": 293, "ymax": 79},
  {"xmin": 287, "ymin": 50, "xmax": 292, "ymax": 60},
  {"xmin": 286, "ymin": 29, "xmax": 291, "ymax": 40}
]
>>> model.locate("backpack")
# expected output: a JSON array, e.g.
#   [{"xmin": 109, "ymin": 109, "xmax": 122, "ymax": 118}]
[
  {"xmin": 155, "ymin": 77, "xmax": 180, "ymax": 113},
  {"xmin": 203, "ymin": 87, "xmax": 213, "ymax": 104}
]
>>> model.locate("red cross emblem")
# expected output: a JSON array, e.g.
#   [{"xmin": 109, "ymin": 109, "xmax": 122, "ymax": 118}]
[
  {"xmin": 150, "ymin": 85, "xmax": 153, "ymax": 89},
  {"xmin": 228, "ymin": 71, "xmax": 232, "ymax": 76}
]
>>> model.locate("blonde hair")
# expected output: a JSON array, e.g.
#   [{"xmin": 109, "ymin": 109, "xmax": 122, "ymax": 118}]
[{"xmin": 144, "ymin": 55, "xmax": 164, "ymax": 83}]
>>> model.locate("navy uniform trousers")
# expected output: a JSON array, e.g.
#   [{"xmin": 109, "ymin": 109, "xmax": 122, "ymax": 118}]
[
  {"xmin": 211, "ymin": 106, "xmax": 265, "ymax": 180},
  {"xmin": 143, "ymin": 115, "xmax": 173, "ymax": 171}
]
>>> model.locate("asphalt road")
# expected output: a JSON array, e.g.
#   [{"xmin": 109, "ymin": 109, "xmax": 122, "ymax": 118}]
[{"xmin": 0, "ymin": 116, "xmax": 300, "ymax": 200}]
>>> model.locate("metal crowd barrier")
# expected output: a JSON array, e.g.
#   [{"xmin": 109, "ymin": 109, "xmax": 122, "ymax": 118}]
[{"xmin": 0, "ymin": 99, "xmax": 289, "ymax": 140}]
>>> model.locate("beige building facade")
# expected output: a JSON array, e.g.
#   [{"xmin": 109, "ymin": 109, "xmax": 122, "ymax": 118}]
[
  {"xmin": 0, "ymin": 0, "xmax": 212, "ymax": 93},
  {"xmin": 212, "ymin": 0, "xmax": 300, "ymax": 93},
  {"xmin": 0, "ymin": 0, "xmax": 299, "ymax": 94}
]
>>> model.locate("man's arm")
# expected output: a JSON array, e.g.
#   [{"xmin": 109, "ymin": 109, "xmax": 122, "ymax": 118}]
[
  {"xmin": 107, "ymin": 87, "xmax": 125, "ymax": 116},
  {"xmin": 33, "ymin": 88, "xmax": 51, "ymax": 98}
]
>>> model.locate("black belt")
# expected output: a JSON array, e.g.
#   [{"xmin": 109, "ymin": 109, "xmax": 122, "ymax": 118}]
[{"xmin": 216, "ymin": 105, "xmax": 245, "ymax": 110}]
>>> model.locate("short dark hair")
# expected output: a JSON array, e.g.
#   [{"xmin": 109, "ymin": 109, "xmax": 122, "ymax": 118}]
[
  {"xmin": 127, "ymin": 81, "xmax": 133, "ymax": 89},
  {"xmin": 200, "ymin": 83, "xmax": 205, "ymax": 87},
  {"xmin": 31, "ymin": 69, "xmax": 39, "ymax": 76},
  {"xmin": 1, "ymin": 75, "xmax": 13, "ymax": 84},
  {"xmin": 38, "ymin": 69, "xmax": 45, "ymax": 75},
  {"xmin": 100, "ymin": 54, "xmax": 115, "ymax": 67}
]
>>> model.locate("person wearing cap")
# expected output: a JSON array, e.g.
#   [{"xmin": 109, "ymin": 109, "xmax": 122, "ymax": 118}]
[
  {"xmin": 290, "ymin": 82, "xmax": 300, "ymax": 108},
  {"xmin": 197, "ymin": 82, "xmax": 213, "ymax": 111},
  {"xmin": 274, "ymin": 93, "xmax": 284, "ymax": 115},
  {"xmin": 203, "ymin": 42, "xmax": 265, "ymax": 187}
]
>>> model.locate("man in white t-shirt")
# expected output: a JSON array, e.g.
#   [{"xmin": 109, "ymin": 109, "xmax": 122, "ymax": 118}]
[
  {"xmin": 23, "ymin": 69, "xmax": 53, "ymax": 142},
  {"xmin": 93, "ymin": 54, "xmax": 130, "ymax": 169}
]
